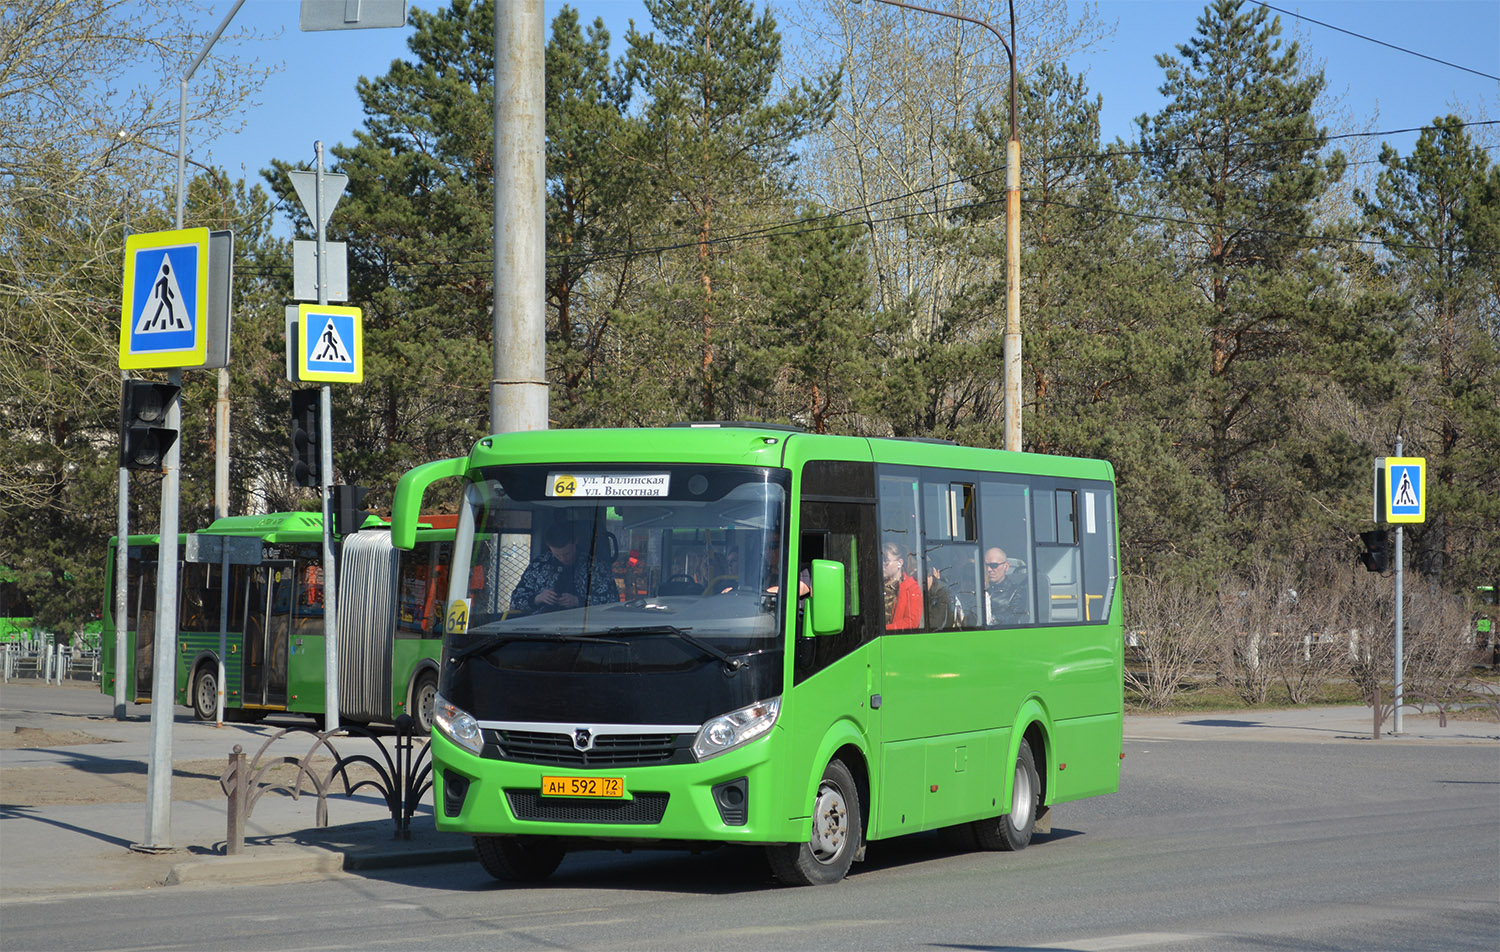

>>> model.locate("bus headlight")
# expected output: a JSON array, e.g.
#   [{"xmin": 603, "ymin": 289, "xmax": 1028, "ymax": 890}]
[
  {"xmin": 692, "ymin": 697, "xmax": 780, "ymax": 761},
  {"xmin": 432, "ymin": 692, "xmax": 483, "ymax": 756}
]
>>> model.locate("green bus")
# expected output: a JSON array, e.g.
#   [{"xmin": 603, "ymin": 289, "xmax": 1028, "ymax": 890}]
[
  {"xmin": 393, "ymin": 425, "xmax": 1123, "ymax": 885},
  {"xmin": 101, "ymin": 511, "xmax": 455, "ymax": 731}
]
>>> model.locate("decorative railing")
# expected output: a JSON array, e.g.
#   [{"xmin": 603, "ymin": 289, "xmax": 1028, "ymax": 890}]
[{"xmin": 219, "ymin": 715, "xmax": 433, "ymax": 855}]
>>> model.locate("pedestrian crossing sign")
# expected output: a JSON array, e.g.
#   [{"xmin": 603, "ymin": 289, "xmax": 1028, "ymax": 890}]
[
  {"xmin": 297, "ymin": 304, "xmax": 363, "ymax": 382},
  {"xmin": 119, "ymin": 228, "xmax": 210, "ymax": 369},
  {"xmin": 1385, "ymin": 457, "xmax": 1426, "ymax": 524}
]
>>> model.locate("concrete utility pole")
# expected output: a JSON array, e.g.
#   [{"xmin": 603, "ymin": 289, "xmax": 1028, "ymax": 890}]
[
  {"xmin": 860, "ymin": 0, "xmax": 1020, "ymax": 450},
  {"xmin": 491, "ymin": 0, "xmax": 549, "ymax": 435}
]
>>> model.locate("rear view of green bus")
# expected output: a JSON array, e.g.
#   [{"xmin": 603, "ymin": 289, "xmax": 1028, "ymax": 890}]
[
  {"xmin": 101, "ymin": 512, "xmax": 452, "ymax": 731},
  {"xmin": 394, "ymin": 425, "xmax": 1123, "ymax": 885}
]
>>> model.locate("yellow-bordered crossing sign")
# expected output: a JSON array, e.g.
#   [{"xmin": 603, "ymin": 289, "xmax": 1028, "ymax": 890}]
[
  {"xmin": 120, "ymin": 228, "xmax": 210, "ymax": 369},
  {"xmin": 297, "ymin": 304, "xmax": 363, "ymax": 382},
  {"xmin": 1385, "ymin": 457, "xmax": 1426, "ymax": 524}
]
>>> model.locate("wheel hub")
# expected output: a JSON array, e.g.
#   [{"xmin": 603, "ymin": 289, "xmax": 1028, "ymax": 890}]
[{"xmin": 810, "ymin": 781, "xmax": 848, "ymax": 862}]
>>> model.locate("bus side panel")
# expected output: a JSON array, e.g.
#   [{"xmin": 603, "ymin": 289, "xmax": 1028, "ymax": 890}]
[
  {"xmin": 874, "ymin": 737, "xmax": 926, "ymax": 837},
  {"xmin": 1048, "ymin": 711, "xmax": 1123, "ymax": 802},
  {"xmin": 1045, "ymin": 625, "xmax": 1124, "ymax": 723},
  {"xmin": 776, "ymin": 642, "xmax": 878, "ymax": 840},
  {"xmin": 286, "ymin": 631, "xmax": 325, "ymax": 714}
]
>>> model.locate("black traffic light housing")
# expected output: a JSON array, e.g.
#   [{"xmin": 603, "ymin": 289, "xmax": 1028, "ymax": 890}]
[
  {"xmin": 1358, "ymin": 529, "xmax": 1389, "ymax": 573},
  {"xmin": 332, "ymin": 484, "xmax": 370, "ymax": 538},
  {"xmin": 290, "ymin": 389, "xmax": 321, "ymax": 487},
  {"xmin": 119, "ymin": 380, "xmax": 179, "ymax": 471}
]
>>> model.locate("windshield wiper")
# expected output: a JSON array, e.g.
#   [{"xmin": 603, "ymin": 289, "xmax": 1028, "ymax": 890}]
[
  {"xmin": 451, "ymin": 632, "xmax": 628, "ymax": 665},
  {"xmin": 606, "ymin": 625, "xmax": 747, "ymax": 672}
]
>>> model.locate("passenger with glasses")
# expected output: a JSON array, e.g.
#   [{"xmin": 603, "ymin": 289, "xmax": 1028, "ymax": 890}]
[{"xmin": 983, "ymin": 546, "xmax": 1028, "ymax": 626}]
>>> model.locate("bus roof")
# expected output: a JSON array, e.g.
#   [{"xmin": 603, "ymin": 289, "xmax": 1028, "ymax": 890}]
[{"xmin": 463, "ymin": 426, "xmax": 1114, "ymax": 482}]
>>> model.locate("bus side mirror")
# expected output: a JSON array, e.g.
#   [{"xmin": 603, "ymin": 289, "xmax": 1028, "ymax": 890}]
[
  {"xmin": 391, "ymin": 456, "xmax": 467, "ymax": 550},
  {"xmin": 807, "ymin": 559, "xmax": 846, "ymax": 637}
]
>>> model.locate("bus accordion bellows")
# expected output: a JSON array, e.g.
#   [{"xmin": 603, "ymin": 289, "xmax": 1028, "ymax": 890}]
[
  {"xmin": 393, "ymin": 425, "xmax": 1124, "ymax": 886},
  {"xmin": 101, "ymin": 511, "xmax": 453, "ymax": 731}
]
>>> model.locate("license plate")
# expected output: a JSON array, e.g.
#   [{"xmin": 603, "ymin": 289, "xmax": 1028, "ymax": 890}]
[{"xmin": 540, "ymin": 775, "xmax": 625, "ymax": 798}]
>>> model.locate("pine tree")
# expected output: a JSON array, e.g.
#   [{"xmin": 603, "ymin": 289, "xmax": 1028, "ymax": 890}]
[
  {"xmin": 617, "ymin": 0, "xmax": 838, "ymax": 419},
  {"xmin": 1135, "ymin": 0, "xmax": 1381, "ymax": 568},
  {"xmin": 1358, "ymin": 117, "xmax": 1500, "ymax": 591}
]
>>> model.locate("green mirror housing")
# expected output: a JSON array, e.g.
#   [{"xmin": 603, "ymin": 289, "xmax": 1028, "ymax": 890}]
[
  {"xmin": 391, "ymin": 456, "xmax": 467, "ymax": 550},
  {"xmin": 808, "ymin": 559, "xmax": 846, "ymax": 637}
]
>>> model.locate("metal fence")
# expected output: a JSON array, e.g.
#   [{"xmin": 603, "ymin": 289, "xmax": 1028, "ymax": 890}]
[{"xmin": 0, "ymin": 638, "xmax": 100, "ymax": 684}]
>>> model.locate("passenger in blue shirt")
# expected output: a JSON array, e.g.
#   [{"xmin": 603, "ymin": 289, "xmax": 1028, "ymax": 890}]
[{"xmin": 510, "ymin": 523, "xmax": 618, "ymax": 613}]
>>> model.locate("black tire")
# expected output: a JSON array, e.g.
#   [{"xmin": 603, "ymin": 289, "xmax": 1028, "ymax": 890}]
[
  {"xmin": 411, "ymin": 671, "xmax": 439, "ymax": 734},
  {"xmin": 970, "ymin": 740, "xmax": 1040, "ymax": 852},
  {"xmin": 766, "ymin": 758, "xmax": 862, "ymax": 886},
  {"xmin": 473, "ymin": 835, "xmax": 565, "ymax": 883},
  {"xmin": 191, "ymin": 665, "xmax": 217, "ymax": 721}
]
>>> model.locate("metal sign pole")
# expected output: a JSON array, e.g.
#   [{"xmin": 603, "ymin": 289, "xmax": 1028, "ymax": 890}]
[
  {"xmin": 1392, "ymin": 435, "xmax": 1405, "ymax": 735},
  {"xmin": 115, "ymin": 386, "xmax": 130, "ymax": 721},
  {"xmin": 141, "ymin": 367, "xmax": 182, "ymax": 851},
  {"xmin": 315, "ymin": 141, "xmax": 341, "ymax": 732}
]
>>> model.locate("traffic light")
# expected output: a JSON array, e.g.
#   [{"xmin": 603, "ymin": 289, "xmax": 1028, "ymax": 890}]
[
  {"xmin": 290, "ymin": 389, "xmax": 321, "ymax": 487},
  {"xmin": 332, "ymin": 484, "xmax": 370, "ymax": 538},
  {"xmin": 119, "ymin": 379, "xmax": 179, "ymax": 471},
  {"xmin": 1358, "ymin": 529, "xmax": 1389, "ymax": 573}
]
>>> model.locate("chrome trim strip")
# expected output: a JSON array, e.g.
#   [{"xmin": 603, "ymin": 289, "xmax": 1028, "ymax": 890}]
[{"xmin": 475, "ymin": 720, "xmax": 701, "ymax": 734}]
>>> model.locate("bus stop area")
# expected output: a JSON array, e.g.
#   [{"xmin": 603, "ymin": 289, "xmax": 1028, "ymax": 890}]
[{"xmin": 2, "ymin": 681, "xmax": 1495, "ymax": 901}]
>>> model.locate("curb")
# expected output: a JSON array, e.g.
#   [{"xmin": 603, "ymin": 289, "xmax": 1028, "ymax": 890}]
[{"xmin": 164, "ymin": 843, "xmax": 476, "ymax": 886}]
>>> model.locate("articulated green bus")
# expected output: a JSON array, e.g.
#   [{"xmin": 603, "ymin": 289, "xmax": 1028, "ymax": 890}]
[
  {"xmin": 393, "ymin": 425, "xmax": 1123, "ymax": 885},
  {"xmin": 101, "ymin": 511, "xmax": 455, "ymax": 731}
]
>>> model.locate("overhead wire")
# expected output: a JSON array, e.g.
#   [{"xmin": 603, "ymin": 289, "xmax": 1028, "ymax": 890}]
[{"xmin": 1257, "ymin": 2, "xmax": 1500, "ymax": 81}]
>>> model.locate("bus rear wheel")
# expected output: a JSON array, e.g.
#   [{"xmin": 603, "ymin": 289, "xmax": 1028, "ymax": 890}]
[
  {"xmin": 191, "ymin": 665, "xmax": 217, "ymax": 721},
  {"xmin": 411, "ymin": 671, "xmax": 439, "ymax": 734},
  {"xmin": 766, "ymin": 758, "xmax": 862, "ymax": 886},
  {"xmin": 473, "ymin": 835, "xmax": 565, "ymax": 883},
  {"xmin": 970, "ymin": 740, "xmax": 1039, "ymax": 852}
]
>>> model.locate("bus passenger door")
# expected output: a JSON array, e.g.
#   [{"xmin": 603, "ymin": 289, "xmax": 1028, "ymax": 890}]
[
  {"xmin": 131, "ymin": 557, "xmax": 158, "ymax": 701},
  {"xmin": 243, "ymin": 561, "xmax": 293, "ymax": 708}
]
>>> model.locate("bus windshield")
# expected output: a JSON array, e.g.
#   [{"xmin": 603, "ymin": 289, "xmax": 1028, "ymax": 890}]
[{"xmin": 446, "ymin": 464, "xmax": 791, "ymax": 660}]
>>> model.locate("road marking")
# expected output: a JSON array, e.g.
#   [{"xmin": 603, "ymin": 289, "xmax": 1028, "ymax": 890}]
[{"xmin": 1036, "ymin": 932, "xmax": 1218, "ymax": 950}]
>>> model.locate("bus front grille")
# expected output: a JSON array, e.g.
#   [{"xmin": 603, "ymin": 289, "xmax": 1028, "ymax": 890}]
[
  {"xmin": 491, "ymin": 729, "xmax": 686, "ymax": 768},
  {"xmin": 505, "ymin": 789, "xmax": 669, "ymax": 824}
]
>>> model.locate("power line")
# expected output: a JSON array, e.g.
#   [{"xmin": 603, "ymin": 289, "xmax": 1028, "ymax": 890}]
[{"xmin": 1258, "ymin": 2, "xmax": 1500, "ymax": 81}]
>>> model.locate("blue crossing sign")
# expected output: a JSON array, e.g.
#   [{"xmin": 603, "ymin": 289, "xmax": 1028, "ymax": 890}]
[
  {"xmin": 1385, "ymin": 457, "xmax": 1426, "ymax": 524},
  {"xmin": 297, "ymin": 304, "xmax": 363, "ymax": 383},
  {"xmin": 119, "ymin": 228, "xmax": 210, "ymax": 369}
]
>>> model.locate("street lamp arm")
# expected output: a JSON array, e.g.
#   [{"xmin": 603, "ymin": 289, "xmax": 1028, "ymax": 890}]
[
  {"xmin": 861, "ymin": 0, "xmax": 1010, "ymax": 57},
  {"xmin": 856, "ymin": 0, "xmax": 1017, "ymax": 141}
]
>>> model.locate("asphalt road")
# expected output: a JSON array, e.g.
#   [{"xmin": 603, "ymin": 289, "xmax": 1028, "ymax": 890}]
[{"xmin": 4, "ymin": 708, "xmax": 1496, "ymax": 951}]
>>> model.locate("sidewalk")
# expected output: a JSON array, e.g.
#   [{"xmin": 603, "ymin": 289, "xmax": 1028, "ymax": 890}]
[
  {"xmin": 0, "ymin": 686, "xmax": 472, "ymax": 902},
  {"xmin": 2, "ymin": 686, "xmax": 1495, "ymax": 901},
  {"xmin": 1125, "ymin": 704, "xmax": 1500, "ymax": 745}
]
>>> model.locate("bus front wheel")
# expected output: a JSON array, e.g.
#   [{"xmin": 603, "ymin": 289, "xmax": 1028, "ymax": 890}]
[
  {"xmin": 970, "ymin": 740, "xmax": 1039, "ymax": 852},
  {"xmin": 767, "ymin": 758, "xmax": 862, "ymax": 886},
  {"xmin": 473, "ymin": 835, "xmax": 565, "ymax": 883},
  {"xmin": 191, "ymin": 665, "xmax": 217, "ymax": 721}
]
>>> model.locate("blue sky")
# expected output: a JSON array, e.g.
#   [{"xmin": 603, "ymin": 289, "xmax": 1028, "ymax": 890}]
[{"xmin": 198, "ymin": 1, "xmax": 1498, "ymax": 187}]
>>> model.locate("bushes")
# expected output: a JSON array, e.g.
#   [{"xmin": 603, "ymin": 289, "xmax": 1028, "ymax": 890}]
[{"xmin": 1125, "ymin": 558, "xmax": 1481, "ymax": 712}]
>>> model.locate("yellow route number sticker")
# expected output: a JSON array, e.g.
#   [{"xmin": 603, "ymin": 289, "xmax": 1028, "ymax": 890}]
[{"xmin": 445, "ymin": 598, "xmax": 470, "ymax": 636}]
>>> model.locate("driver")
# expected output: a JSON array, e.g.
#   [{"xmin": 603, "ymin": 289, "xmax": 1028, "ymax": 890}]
[{"xmin": 510, "ymin": 523, "xmax": 619, "ymax": 613}]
